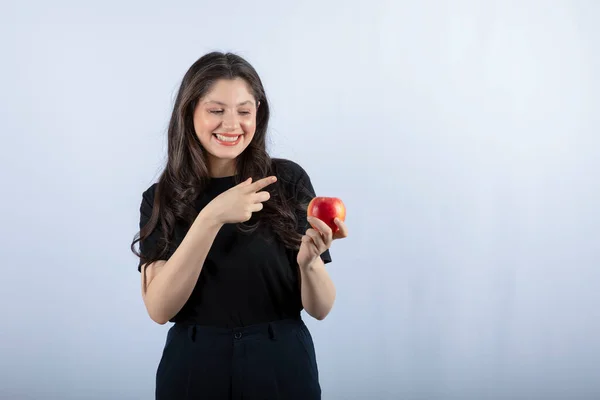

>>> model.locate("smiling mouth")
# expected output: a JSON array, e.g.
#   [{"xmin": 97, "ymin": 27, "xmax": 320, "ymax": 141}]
[{"xmin": 213, "ymin": 133, "xmax": 242, "ymax": 145}]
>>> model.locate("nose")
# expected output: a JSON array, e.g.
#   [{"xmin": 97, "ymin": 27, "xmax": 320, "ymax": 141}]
[{"xmin": 221, "ymin": 111, "xmax": 240, "ymax": 130}]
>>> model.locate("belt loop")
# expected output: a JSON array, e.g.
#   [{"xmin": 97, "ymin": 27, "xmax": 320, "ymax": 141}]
[
  {"xmin": 188, "ymin": 325, "xmax": 197, "ymax": 343},
  {"xmin": 268, "ymin": 323, "xmax": 276, "ymax": 340}
]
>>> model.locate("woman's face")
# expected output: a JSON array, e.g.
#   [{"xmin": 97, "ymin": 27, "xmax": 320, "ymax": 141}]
[{"xmin": 193, "ymin": 78, "xmax": 258, "ymax": 175}]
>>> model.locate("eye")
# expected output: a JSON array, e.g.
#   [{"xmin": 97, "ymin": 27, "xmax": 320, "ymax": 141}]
[
  {"xmin": 209, "ymin": 110, "xmax": 224, "ymax": 115},
  {"xmin": 239, "ymin": 111, "xmax": 251, "ymax": 115}
]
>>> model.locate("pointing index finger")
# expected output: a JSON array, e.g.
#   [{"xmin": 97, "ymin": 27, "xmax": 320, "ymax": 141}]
[{"xmin": 248, "ymin": 176, "xmax": 277, "ymax": 192}]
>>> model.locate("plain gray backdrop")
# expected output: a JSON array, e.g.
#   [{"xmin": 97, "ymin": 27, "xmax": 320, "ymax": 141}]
[{"xmin": 1, "ymin": 1, "xmax": 599, "ymax": 399}]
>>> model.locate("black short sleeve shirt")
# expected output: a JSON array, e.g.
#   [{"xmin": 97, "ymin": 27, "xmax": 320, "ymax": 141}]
[{"xmin": 137, "ymin": 159, "xmax": 332, "ymax": 328}]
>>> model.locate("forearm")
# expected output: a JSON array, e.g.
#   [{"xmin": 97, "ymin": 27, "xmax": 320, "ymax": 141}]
[
  {"xmin": 299, "ymin": 257, "xmax": 336, "ymax": 320},
  {"xmin": 144, "ymin": 209, "xmax": 223, "ymax": 323}
]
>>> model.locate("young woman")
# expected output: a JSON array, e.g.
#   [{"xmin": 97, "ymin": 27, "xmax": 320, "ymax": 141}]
[{"xmin": 131, "ymin": 52, "xmax": 348, "ymax": 399}]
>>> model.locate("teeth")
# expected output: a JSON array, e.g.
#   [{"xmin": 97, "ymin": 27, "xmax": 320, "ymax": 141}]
[{"xmin": 215, "ymin": 134, "xmax": 240, "ymax": 142}]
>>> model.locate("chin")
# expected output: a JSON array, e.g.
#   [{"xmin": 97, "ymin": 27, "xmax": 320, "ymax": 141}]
[{"xmin": 211, "ymin": 150, "xmax": 242, "ymax": 160}]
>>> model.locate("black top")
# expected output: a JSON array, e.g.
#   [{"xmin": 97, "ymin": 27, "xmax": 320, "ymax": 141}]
[{"xmin": 137, "ymin": 159, "xmax": 332, "ymax": 328}]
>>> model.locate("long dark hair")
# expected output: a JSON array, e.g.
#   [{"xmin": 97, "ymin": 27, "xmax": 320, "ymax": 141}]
[{"xmin": 131, "ymin": 52, "xmax": 303, "ymax": 266}]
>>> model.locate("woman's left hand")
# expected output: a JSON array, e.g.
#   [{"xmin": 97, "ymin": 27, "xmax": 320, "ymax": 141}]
[{"xmin": 297, "ymin": 217, "xmax": 348, "ymax": 269}]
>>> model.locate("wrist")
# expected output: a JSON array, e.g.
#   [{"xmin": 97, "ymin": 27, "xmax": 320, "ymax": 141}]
[
  {"xmin": 299, "ymin": 257, "xmax": 322, "ymax": 272},
  {"xmin": 196, "ymin": 207, "xmax": 224, "ymax": 230}
]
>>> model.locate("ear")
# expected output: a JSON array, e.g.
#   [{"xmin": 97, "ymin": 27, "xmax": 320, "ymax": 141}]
[{"xmin": 256, "ymin": 100, "xmax": 261, "ymax": 109}]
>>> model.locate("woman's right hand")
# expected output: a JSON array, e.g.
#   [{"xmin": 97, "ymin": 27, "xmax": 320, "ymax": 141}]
[{"xmin": 203, "ymin": 176, "xmax": 277, "ymax": 224}]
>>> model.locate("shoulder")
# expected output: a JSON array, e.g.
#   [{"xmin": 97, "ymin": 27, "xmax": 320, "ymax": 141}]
[
  {"xmin": 144, "ymin": 183, "xmax": 158, "ymax": 195},
  {"xmin": 140, "ymin": 183, "xmax": 158, "ymax": 209},
  {"xmin": 142, "ymin": 183, "xmax": 158, "ymax": 199},
  {"xmin": 271, "ymin": 158, "xmax": 316, "ymax": 199},
  {"xmin": 271, "ymin": 158, "xmax": 311, "ymax": 183}
]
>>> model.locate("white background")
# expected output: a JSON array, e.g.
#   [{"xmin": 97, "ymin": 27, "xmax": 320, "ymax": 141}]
[{"xmin": 1, "ymin": 1, "xmax": 599, "ymax": 399}]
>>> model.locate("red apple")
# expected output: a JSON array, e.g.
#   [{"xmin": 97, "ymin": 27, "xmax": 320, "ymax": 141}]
[{"xmin": 307, "ymin": 197, "xmax": 346, "ymax": 234}]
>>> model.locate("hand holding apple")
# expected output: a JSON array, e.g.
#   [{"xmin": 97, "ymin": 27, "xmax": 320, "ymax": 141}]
[
  {"xmin": 297, "ymin": 196, "xmax": 348, "ymax": 268},
  {"xmin": 307, "ymin": 197, "xmax": 347, "ymax": 238}
]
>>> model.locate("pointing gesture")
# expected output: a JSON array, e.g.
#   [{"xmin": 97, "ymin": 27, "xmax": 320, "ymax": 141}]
[{"xmin": 205, "ymin": 176, "xmax": 277, "ymax": 224}]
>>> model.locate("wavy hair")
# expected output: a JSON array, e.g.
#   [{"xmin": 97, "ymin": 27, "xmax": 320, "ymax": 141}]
[{"xmin": 131, "ymin": 52, "xmax": 304, "ymax": 266}]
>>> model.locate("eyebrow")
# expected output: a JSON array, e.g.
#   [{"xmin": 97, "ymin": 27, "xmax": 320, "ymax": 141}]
[{"xmin": 204, "ymin": 100, "xmax": 254, "ymax": 107}]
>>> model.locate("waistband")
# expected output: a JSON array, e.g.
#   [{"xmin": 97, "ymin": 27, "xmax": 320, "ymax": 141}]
[{"xmin": 172, "ymin": 317, "xmax": 305, "ymax": 342}]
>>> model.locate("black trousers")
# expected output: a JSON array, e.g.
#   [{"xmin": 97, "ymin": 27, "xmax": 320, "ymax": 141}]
[{"xmin": 155, "ymin": 318, "xmax": 321, "ymax": 399}]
